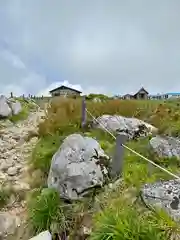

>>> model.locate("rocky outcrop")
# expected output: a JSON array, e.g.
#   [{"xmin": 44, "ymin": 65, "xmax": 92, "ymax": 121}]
[
  {"xmin": 9, "ymin": 98, "xmax": 22, "ymax": 115},
  {"xmin": 48, "ymin": 134, "xmax": 110, "ymax": 200},
  {"xmin": 0, "ymin": 110, "xmax": 45, "ymax": 239},
  {"xmin": 141, "ymin": 180, "xmax": 180, "ymax": 222},
  {"xmin": 0, "ymin": 95, "xmax": 22, "ymax": 118},
  {"xmin": 150, "ymin": 136, "xmax": 180, "ymax": 159},
  {"xmin": 29, "ymin": 230, "xmax": 52, "ymax": 240},
  {"xmin": 94, "ymin": 115, "xmax": 157, "ymax": 139},
  {"xmin": 0, "ymin": 95, "xmax": 12, "ymax": 118}
]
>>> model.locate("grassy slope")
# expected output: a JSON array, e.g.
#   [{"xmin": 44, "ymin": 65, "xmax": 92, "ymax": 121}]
[{"xmin": 27, "ymin": 97, "xmax": 180, "ymax": 239}]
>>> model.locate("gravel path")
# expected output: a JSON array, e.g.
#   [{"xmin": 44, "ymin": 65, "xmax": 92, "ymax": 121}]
[{"xmin": 0, "ymin": 109, "xmax": 45, "ymax": 239}]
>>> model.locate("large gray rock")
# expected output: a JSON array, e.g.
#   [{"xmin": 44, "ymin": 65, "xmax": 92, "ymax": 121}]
[
  {"xmin": 141, "ymin": 180, "xmax": 180, "ymax": 222},
  {"xmin": 0, "ymin": 95, "xmax": 12, "ymax": 118},
  {"xmin": 29, "ymin": 230, "xmax": 52, "ymax": 240},
  {"xmin": 8, "ymin": 99, "xmax": 22, "ymax": 115},
  {"xmin": 150, "ymin": 136, "xmax": 180, "ymax": 159},
  {"xmin": 94, "ymin": 115, "xmax": 157, "ymax": 139},
  {"xmin": 48, "ymin": 134, "xmax": 109, "ymax": 200}
]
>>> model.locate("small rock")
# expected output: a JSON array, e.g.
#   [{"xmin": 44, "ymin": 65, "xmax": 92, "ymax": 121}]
[
  {"xmin": 0, "ymin": 161, "xmax": 13, "ymax": 171},
  {"xmin": 0, "ymin": 172, "xmax": 7, "ymax": 180},
  {"xmin": 13, "ymin": 182, "xmax": 30, "ymax": 192},
  {"xmin": 0, "ymin": 212, "xmax": 20, "ymax": 238},
  {"xmin": 0, "ymin": 120, "xmax": 14, "ymax": 128},
  {"xmin": 29, "ymin": 230, "xmax": 52, "ymax": 240},
  {"xmin": 7, "ymin": 167, "xmax": 18, "ymax": 176},
  {"xmin": 108, "ymin": 178, "xmax": 122, "ymax": 190},
  {"xmin": 12, "ymin": 135, "xmax": 21, "ymax": 141}
]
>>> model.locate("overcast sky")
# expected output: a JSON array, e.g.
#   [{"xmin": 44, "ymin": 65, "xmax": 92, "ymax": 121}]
[{"xmin": 0, "ymin": 0, "xmax": 180, "ymax": 96}]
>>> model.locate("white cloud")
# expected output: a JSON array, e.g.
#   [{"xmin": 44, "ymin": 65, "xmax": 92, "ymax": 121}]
[{"xmin": 0, "ymin": 0, "xmax": 180, "ymax": 95}]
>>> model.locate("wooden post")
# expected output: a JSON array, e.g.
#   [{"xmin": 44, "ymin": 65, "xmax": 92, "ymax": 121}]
[
  {"xmin": 10, "ymin": 92, "xmax": 13, "ymax": 98},
  {"xmin": 111, "ymin": 134, "xmax": 128, "ymax": 178},
  {"xmin": 81, "ymin": 96, "xmax": 86, "ymax": 128},
  {"xmin": 148, "ymin": 162, "xmax": 154, "ymax": 177}
]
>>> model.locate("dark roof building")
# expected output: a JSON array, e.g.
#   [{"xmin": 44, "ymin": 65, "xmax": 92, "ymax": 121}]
[
  {"xmin": 123, "ymin": 87, "xmax": 149, "ymax": 100},
  {"xmin": 133, "ymin": 87, "xmax": 149, "ymax": 99},
  {"xmin": 49, "ymin": 85, "xmax": 82, "ymax": 97}
]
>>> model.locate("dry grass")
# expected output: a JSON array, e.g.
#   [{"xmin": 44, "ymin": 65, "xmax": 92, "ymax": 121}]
[{"xmin": 38, "ymin": 97, "xmax": 163, "ymax": 136}]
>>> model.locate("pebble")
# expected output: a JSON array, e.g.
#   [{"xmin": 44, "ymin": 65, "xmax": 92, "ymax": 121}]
[{"xmin": 7, "ymin": 167, "xmax": 18, "ymax": 176}]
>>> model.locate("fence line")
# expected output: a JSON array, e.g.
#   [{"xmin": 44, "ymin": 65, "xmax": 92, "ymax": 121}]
[
  {"xmin": 9, "ymin": 92, "xmax": 51, "ymax": 100},
  {"xmin": 85, "ymin": 107, "xmax": 180, "ymax": 180}
]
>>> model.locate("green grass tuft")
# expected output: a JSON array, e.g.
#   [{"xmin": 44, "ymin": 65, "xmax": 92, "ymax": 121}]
[
  {"xmin": 0, "ymin": 189, "xmax": 10, "ymax": 208},
  {"xmin": 27, "ymin": 188, "xmax": 69, "ymax": 235},
  {"xmin": 9, "ymin": 107, "xmax": 29, "ymax": 123},
  {"xmin": 31, "ymin": 134, "xmax": 61, "ymax": 176},
  {"xmin": 89, "ymin": 198, "xmax": 175, "ymax": 240}
]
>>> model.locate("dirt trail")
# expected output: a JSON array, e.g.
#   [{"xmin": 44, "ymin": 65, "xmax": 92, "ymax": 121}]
[{"xmin": 0, "ymin": 109, "xmax": 45, "ymax": 239}]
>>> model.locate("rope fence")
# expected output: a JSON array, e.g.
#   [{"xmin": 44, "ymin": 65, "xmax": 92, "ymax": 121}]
[{"xmin": 82, "ymin": 97, "xmax": 180, "ymax": 181}]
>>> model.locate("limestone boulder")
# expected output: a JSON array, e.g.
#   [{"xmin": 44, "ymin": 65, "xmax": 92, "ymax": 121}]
[
  {"xmin": 150, "ymin": 136, "xmax": 180, "ymax": 159},
  {"xmin": 48, "ymin": 134, "xmax": 110, "ymax": 200},
  {"xmin": 94, "ymin": 115, "xmax": 157, "ymax": 139},
  {"xmin": 141, "ymin": 180, "xmax": 180, "ymax": 222},
  {"xmin": 8, "ymin": 99, "xmax": 22, "ymax": 115},
  {"xmin": 0, "ymin": 95, "xmax": 12, "ymax": 118}
]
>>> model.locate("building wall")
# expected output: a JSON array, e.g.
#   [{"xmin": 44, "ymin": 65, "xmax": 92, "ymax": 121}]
[
  {"xmin": 135, "ymin": 91, "xmax": 148, "ymax": 100},
  {"xmin": 167, "ymin": 94, "xmax": 180, "ymax": 99},
  {"xmin": 123, "ymin": 94, "xmax": 132, "ymax": 100},
  {"xmin": 51, "ymin": 88, "xmax": 80, "ymax": 97}
]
